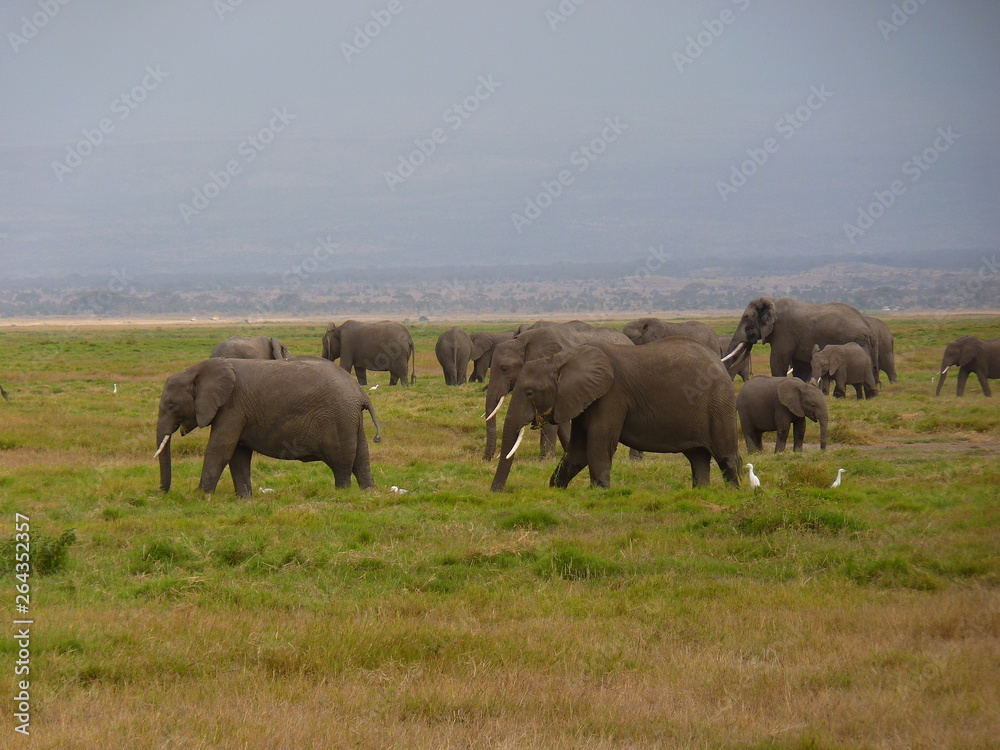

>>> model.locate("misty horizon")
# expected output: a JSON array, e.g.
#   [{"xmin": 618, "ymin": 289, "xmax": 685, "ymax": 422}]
[{"xmin": 1, "ymin": 1, "xmax": 998, "ymax": 291}]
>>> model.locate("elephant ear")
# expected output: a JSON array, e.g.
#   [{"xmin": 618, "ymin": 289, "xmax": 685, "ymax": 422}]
[
  {"xmin": 959, "ymin": 338, "xmax": 982, "ymax": 367},
  {"xmin": 756, "ymin": 298, "xmax": 777, "ymax": 342},
  {"xmin": 322, "ymin": 324, "xmax": 338, "ymax": 359},
  {"xmin": 270, "ymin": 338, "xmax": 289, "ymax": 360},
  {"xmin": 193, "ymin": 359, "xmax": 236, "ymax": 427},
  {"xmin": 825, "ymin": 349, "xmax": 842, "ymax": 377},
  {"xmin": 552, "ymin": 346, "xmax": 614, "ymax": 424},
  {"xmin": 777, "ymin": 380, "xmax": 806, "ymax": 418},
  {"xmin": 470, "ymin": 334, "xmax": 492, "ymax": 360}
]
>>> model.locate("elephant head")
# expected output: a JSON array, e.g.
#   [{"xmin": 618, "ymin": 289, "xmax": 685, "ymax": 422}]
[
  {"xmin": 154, "ymin": 358, "xmax": 236, "ymax": 492},
  {"xmin": 808, "ymin": 344, "xmax": 839, "ymax": 387},
  {"xmin": 321, "ymin": 323, "xmax": 341, "ymax": 361},
  {"xmin": 492, "ymin": 346, "xmax": 614, "ymax": 491},
  {"xmin": 729, "ymin": 297, "xmax": 776, "ymax": 357},
  {"xmin": 269, "ymin": 338, "xmax": 290, "ymax": 360},
  {"xmin": 622, "ymin": 318, "xmax": 665, "ymax": 345},
  {"xmin": 936, "ymin": 336, "xmax": 982, "ymax": 396},
  {"xmin": 778, "ymin": 379, "xmax": 828, "ymax": 450}
]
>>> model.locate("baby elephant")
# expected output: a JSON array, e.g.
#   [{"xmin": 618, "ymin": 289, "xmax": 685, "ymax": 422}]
[
  {"xmin": 737, "ymin": 376, "xmax": 828, "ymax": 453},
  {"xmin": 155, "ymin": 358, "xmax": 381, "ymax": 497},
  {"xmin": 809, "ymin": 343, "xmax": 877, "ymax": 399}
]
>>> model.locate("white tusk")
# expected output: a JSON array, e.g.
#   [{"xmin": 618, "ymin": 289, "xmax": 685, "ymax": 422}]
[
  {"xmin": 485, "ymin": 394, "xmax": 505, "ymax": 421},
  {"xmin": 721, "ymin": 342, "xmax": 745, "ymax": 363},
  {"xmin": 940, "ymin": 367, "xmax": 950, "ymax": 375},
  {"xmin": 153, "ymin": 434, "xmax": 171, "ymax": 458},
  {"xmin": 505, "ymin": 426, "xmax": 527, "ymax": 460}
]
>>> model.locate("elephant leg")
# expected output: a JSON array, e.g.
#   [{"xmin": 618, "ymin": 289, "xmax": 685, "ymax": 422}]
[
  {"xmin": 833, "ymin": 373, "xmax": 847, "ymax": 398},
  {"xmin": 228, "ymin": 445, "xmax": 253, "ymax": 499},
  {"xmin": 628, "ymin": 447, "xmax": 643, "ymax": 461},
  {"xmin": 352, "ymin": 421, "xmax": 376, "ymax": 489},
  {"xmin": 355, "ymin": 367, "xmax": 368, "ymax": 386},
  {"xmin": 742, "ymin": 425, "xmax": 761, "ymax": 453},
  {"xmin": 791, "ymin": 418, "xmax": 806, "ymax": 452},
  {"xmin": 683, "ymin": 447, "xmax": 713, "ymax": 488},
  {"xmin": 549, "ymin": 427, "xmax": 587, "ymax": 488},
  {"xmin": 539, "ymin": 424, "xmax": 559, "ymax": 459},
  {"xmin": 956, "ymin": 368, "xmax": 970, "ymax": 397},
  {"xmin": 715, "ymin": 453, "xmax": 741, "ymax": 488},
  {"xmin": 198, "ymin": 428, "xmax": 238, "ymax": 494},
  {"xmin": 975, "ymin": 368, "xmax": 992, "ymax": 396},
  {"xmin": 586, "ymin": 433, "xmax": 616, "ymax": 489},
  {"xmin": 791, "ymin": 360, "xmax": 811, "ymax": 381},
  {"xmin": 557, "ymin": 422, "xmax": 571, "ymax": 451},
  {"xmin": 774, "ymin": 420, "xmax": 790, "ymax": 453},
  {"xmin": 325, "ymin": 456, "xmax": 355, "ymax": 489}
]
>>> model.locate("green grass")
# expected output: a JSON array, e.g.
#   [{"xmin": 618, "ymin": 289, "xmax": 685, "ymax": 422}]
[{"xmin": 0, "ymin": 315, "xmax": 998, "ymax": 749}]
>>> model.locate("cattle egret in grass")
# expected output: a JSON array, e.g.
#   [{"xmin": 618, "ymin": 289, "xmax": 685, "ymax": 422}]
[
  {"xmin": 831, "ymin": 468, "xmax": 846, "ymax": 488},
  {"xmin": 390, "ymin": 485, "xmax": 408, "ymax": 495},
  {"xmin": 113, "ymin": 383, "xmax": 117, "ymax": 394},
  {"xmin": 258, "ymin": 487, "xmax": 275, "ymax": 494},
  {"xmin": 745, "ymin": 463, "xmax": 761, "ymax": 491},
  {"xmin": 369, "ymin": 384, "xmax": 378, "ymax": 390}
]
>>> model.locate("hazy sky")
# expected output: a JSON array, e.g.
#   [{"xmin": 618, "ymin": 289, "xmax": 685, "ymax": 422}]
[{"xmin": 1, "ymin": 0, "xmax": 998, "ymax": 280}]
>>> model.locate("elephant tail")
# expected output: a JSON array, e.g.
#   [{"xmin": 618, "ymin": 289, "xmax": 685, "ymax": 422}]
[{"xmin": 365, "ymin": 398, "xmax": 383, "ymax": 443}]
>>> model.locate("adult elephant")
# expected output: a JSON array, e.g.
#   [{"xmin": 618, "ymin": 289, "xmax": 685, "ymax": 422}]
[
  {"xmin": 725, "ymin": 297, "xmax": 878, "ymax": 383},
  {"xmin": 154, "ymin": 358, "xmax": 382, "ymax": 497},
  {"xmin": 736, "ymin": 376, "xmax": 828, "ymax": 453},
  {"xmin": 864, "ymin": 316, "xmax": 897, "ymax": 384},
  {"xmin": 718, "ymin": 334, "xmax": 752, "ymax": 382},
  {"xmin": 211, "ymin": 336, "xmax": 290, "ymax": 360},
  {"xmin": 322, "ymin": 320, "xmax": 415, "ymax": 386},
  {"xmin": 435, "ymin": 327, "xmax": 474, "ymax": 385},
  {"xmin": 483, "ymin": 322, "xmax": 632, "ymax": 461},
  {"xmin": 469, "ymin": 330, "xmax": 515, "ymax": 383},
  {"xmin": 491, "ymin": 338, "xmax": 740, "ymax": 491},
  {"xmin": 936, "ymin": 336, "xmax": 1000, "ymax": 397},
  {"xmin": 622, "ymin": 317, "xmax": 719, "ymax": 352}
]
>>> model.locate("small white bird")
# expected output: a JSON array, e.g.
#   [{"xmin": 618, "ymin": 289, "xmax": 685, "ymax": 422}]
[
  {"xmin": 369, "ymin": 384, "xmax": 378, "ymax": 390},
  {"xmin": 830, "ymin": 468, "xmax": 846, "ymax": 488},
  {"xmin": 745, "ymin": 462, "xmax": 761, "ymax": 491},
  {"xmin": 113, "ymin": 383, "xmax": 117, "ymax": 394},
  {"xmin": 390, "ymin": 485, "xmax": 408, "ymax": 494},
  {"xmin": 258, "ymin": 487, "xmax": 275, "ymax": 494}
]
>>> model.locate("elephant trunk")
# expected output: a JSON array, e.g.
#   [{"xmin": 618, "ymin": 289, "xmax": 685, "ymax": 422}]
[
  {"xmin": 935, "ymin": 364, "xmax": 950, "ymax": 396},
  {"xmin": 490, "ymin": 395, "xmax": 534, "ymax": 492},
  {"xmin": 482, "ymin": 381, "xmax": 509, "ymax": 461},
  {"xmin": 156, "ymin": 423, "xmax": 174, "ymax": 492},
  {"xmin": 817, "ymin": 406, "xmax": 828, "ymax": 451}
]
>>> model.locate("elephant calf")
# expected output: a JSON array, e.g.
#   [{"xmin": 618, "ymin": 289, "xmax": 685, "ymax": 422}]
[
  {"xmin": 737, "ymin": 376, "xmax": 828, "ymax": 453},
  {"xmin": 809, "ymin": 343, "xmax": 877, "ymax": 399},
  {"xmin": 155, "ymin": 358, "xmax": 381, "ymax": 497}
]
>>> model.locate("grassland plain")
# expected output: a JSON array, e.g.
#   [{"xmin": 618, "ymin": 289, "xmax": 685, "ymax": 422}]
[{"xmin": 0, "ymin": 315, "xmax": 998, "ymax": 749}]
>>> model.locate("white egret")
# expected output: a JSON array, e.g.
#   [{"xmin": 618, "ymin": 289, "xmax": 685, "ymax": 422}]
[
  {"xmin": 390, "ymin": 485, "xmax": 408, "ymax": 494},
  {"xmin": 745, "ymin": 462, "xmax": 761, "ymax": 491},
  {"xmin": 831, "ymin": 468, "xmax": 846, "ymax": 488}
]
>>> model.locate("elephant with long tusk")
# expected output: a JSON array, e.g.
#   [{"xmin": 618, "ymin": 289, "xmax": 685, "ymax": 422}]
[
  {"xmin": 481, "ymin": 322, "xmax": 632, "ymax": 462},
  {"xmin": 491, "ymin": 337, "xmax": 740, "ymax": 492}
]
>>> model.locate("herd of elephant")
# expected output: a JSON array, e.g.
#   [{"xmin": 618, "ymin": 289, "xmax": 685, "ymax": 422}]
[{"xmin": 140, "ymin": 297, "xmax": 1000, "ymax": 498}]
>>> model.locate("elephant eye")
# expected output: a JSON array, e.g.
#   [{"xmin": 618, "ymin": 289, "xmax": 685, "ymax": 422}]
[{"xmin": 524, "ymin": 389, "xmax": 534, "ymax": 400}]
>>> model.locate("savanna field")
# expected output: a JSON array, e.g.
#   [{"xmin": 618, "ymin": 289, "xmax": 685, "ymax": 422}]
[{"xmin": 1, "ymin": 316, "xmax": 998, "ymax": 749}]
